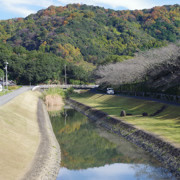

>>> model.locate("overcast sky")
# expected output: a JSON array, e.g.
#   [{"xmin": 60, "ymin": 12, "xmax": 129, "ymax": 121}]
[{"xmin": 0, "ymin": 0, "xmax": 179, "ymax": 20}]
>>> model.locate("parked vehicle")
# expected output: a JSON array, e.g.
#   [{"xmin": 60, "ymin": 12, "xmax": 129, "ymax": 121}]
[
  {"xmin": 0, "ymin": 80, "xmax": 16, "ymax": 86},
  {"xmin": 107, "ymin": 88, "xmax": 114, "ymax": 94}
]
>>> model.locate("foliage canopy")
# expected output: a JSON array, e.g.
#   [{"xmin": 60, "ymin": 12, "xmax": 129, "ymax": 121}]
[{"xmin": 0, "ymin": 4, "xmax": 179, "ymax": 84}]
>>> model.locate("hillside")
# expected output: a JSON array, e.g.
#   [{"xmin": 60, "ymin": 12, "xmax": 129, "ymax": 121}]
[{"xmin": 0, "ymin": 4, "xmax": 179, "ymax": 84}]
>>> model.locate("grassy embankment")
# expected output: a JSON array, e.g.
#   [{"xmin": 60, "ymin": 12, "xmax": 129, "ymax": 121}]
[
  {"xmin": 0, "ymin": 86, "xmax": 21, "ymax": 96},
  {"xmin": 0, "ymin": 91, "xmax": 40, "ymax": 180},
  {"xmin": 71, "ymin": 91, "xmax": 180, "ymax": 147}
]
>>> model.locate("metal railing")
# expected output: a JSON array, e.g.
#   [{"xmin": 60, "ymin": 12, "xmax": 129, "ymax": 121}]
[{"xmin": 34, "ymin": 84, "xmax": 99, "ymax": 90}]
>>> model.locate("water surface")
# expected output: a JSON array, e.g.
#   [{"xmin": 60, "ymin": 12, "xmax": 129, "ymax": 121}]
[{"xmin": 50, "ymin": 107, "xmax": 176, "ymax": 180}]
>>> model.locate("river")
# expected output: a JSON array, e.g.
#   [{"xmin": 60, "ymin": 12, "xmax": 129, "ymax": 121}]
[{"xmin": 49, "ymin": 106, "xmax": 176, "ymax": 180}]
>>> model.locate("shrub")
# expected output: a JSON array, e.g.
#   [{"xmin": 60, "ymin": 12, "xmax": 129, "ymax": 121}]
[{"xmin": 65, "ymin": 87, "xmax": 74, "ymax": 98}]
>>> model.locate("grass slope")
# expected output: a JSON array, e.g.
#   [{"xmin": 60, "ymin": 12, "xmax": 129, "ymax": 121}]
[
  {"xmin": 0, "ymin": 91, "xmax": 40, "ymax": 180},
  {"xmin": 72, "ymin": 92, "xmax": 180, "ymax": 147}
]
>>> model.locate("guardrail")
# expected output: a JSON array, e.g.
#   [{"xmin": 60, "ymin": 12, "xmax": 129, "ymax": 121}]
[{"xmin": 36, "ymin": 84, "xmax": 99, "ymax": 89}]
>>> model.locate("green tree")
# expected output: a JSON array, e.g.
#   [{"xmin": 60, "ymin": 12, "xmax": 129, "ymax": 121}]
[{"xmin": 0, "ymin": 68, "xmax": 4, "ymax": 79}]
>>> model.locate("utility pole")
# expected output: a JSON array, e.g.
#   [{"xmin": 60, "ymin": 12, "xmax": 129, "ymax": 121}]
[
  {"xmin": 64, "ymin": 109, "xmax": 67, "ymax": 125},
  {"xmin": 64, "ymin": 64, "xmax": 67, "ymax": 85},
  {"xmin": 4, "ymin": 61, "xmax": 8, "ymax": 89},
  {"xmin": 2, "ymin": 74, "xmax": 4, "ymax": 90}
]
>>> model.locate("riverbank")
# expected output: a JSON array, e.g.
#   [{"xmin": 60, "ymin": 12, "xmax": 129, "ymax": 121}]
[
  {"xmin": 71, "ymin": 91, "xmax": 180, "ymax": 147},
  {"xmin": 22, "ymin": 99, "xmax": 61, "ymax": 180},
  {"xmin": 66, "ymin": 97, "xmax": 180, "ymax": 178},
  {"xmin": 0, "ymin": 91, "xmax": 40, "ymax": 180},
  {"xmin": 0, "ymin": 91, "xmax": 61, "ymax": 180}
]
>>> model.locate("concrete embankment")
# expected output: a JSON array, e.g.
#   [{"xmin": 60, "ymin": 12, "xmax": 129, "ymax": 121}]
[
  {"xmin": 66, "ymin": 98, "xmax": 180, "ymax": 178},
  {"xmin": 0, "ymin": 91, "xmax": 60, "ymax": 180},
  {"xmin": 22, "ymin": 99, "xmax": 61, "ymax": 180}
]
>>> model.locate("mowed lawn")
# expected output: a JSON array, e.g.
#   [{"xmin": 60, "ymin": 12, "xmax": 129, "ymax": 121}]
[{"xmin": 72, "ymin": 92, "xmax": 180, "ymax": 147}]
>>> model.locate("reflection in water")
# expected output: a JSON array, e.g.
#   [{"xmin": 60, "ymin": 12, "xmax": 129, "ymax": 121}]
[
  {"xmin": 58, "ymin": 164, "xmax": 175, "ymax": 180},
  {"xmin": 49, "ymin": 108, "xmax": 176, "ymax": 180}
]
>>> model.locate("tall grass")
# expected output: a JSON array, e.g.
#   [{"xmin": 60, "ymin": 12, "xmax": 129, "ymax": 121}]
[
  {"xmin": 41, "ymin": 87, "xmax": 75, "ymax": 100},
  {"xmin": 41, "ymin": 88, "xmax": 65, "ymax": 100}
]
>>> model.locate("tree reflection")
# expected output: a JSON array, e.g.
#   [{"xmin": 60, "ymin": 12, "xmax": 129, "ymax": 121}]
[
  {"xmin": 50, "ymin": 108, "xmax": 175, "ymax": 179},
  {"xmin": 131, "ymin": 163, "xmax": 176, "ymax": 180}
]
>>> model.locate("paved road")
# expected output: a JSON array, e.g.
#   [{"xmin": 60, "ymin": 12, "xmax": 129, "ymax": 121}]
[
  {"xmin": 0, "ymin": 86, "xmax": 31, "ymax": 106},
  {"xmin": 91, "ymin": 88, "xmax": 180, "ymax": 107}
]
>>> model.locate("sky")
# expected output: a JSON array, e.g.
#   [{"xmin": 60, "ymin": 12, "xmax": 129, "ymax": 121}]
[{"xmin": 0, "ymin": 0, "xmax": 179, "ymax": 20}]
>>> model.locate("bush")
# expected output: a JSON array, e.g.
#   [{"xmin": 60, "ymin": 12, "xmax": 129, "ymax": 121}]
[
  {"xmin": 65, "ymin": 87, "xmax": 74, "ymax": 98},
  {"xmin": 69, "ymin": 79, "xmax": 81, "ymax": 85}
]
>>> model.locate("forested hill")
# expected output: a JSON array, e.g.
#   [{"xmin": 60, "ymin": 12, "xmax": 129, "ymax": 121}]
[{"xmin": 0, "ymin": 4, "xmax": 179, "ymax": 84}]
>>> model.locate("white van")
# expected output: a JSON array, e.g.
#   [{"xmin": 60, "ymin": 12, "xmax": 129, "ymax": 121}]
[{"xmin": 107, "ymin": 88, "xmax": 114, "ymax": 94}]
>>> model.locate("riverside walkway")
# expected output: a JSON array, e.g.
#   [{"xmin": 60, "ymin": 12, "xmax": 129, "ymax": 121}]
[{"xmin": 0, "ymin": 86, "xmax": 31, "ymax": 106}]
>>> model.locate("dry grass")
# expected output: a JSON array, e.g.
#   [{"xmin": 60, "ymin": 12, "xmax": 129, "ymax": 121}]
[
  {"xmin": 0, "ymin": 91, "xmax": 40, "ymax": 180},
  {"xmin": 45, "ymin": 94, "xmax": 64, "ymax": 112}
]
